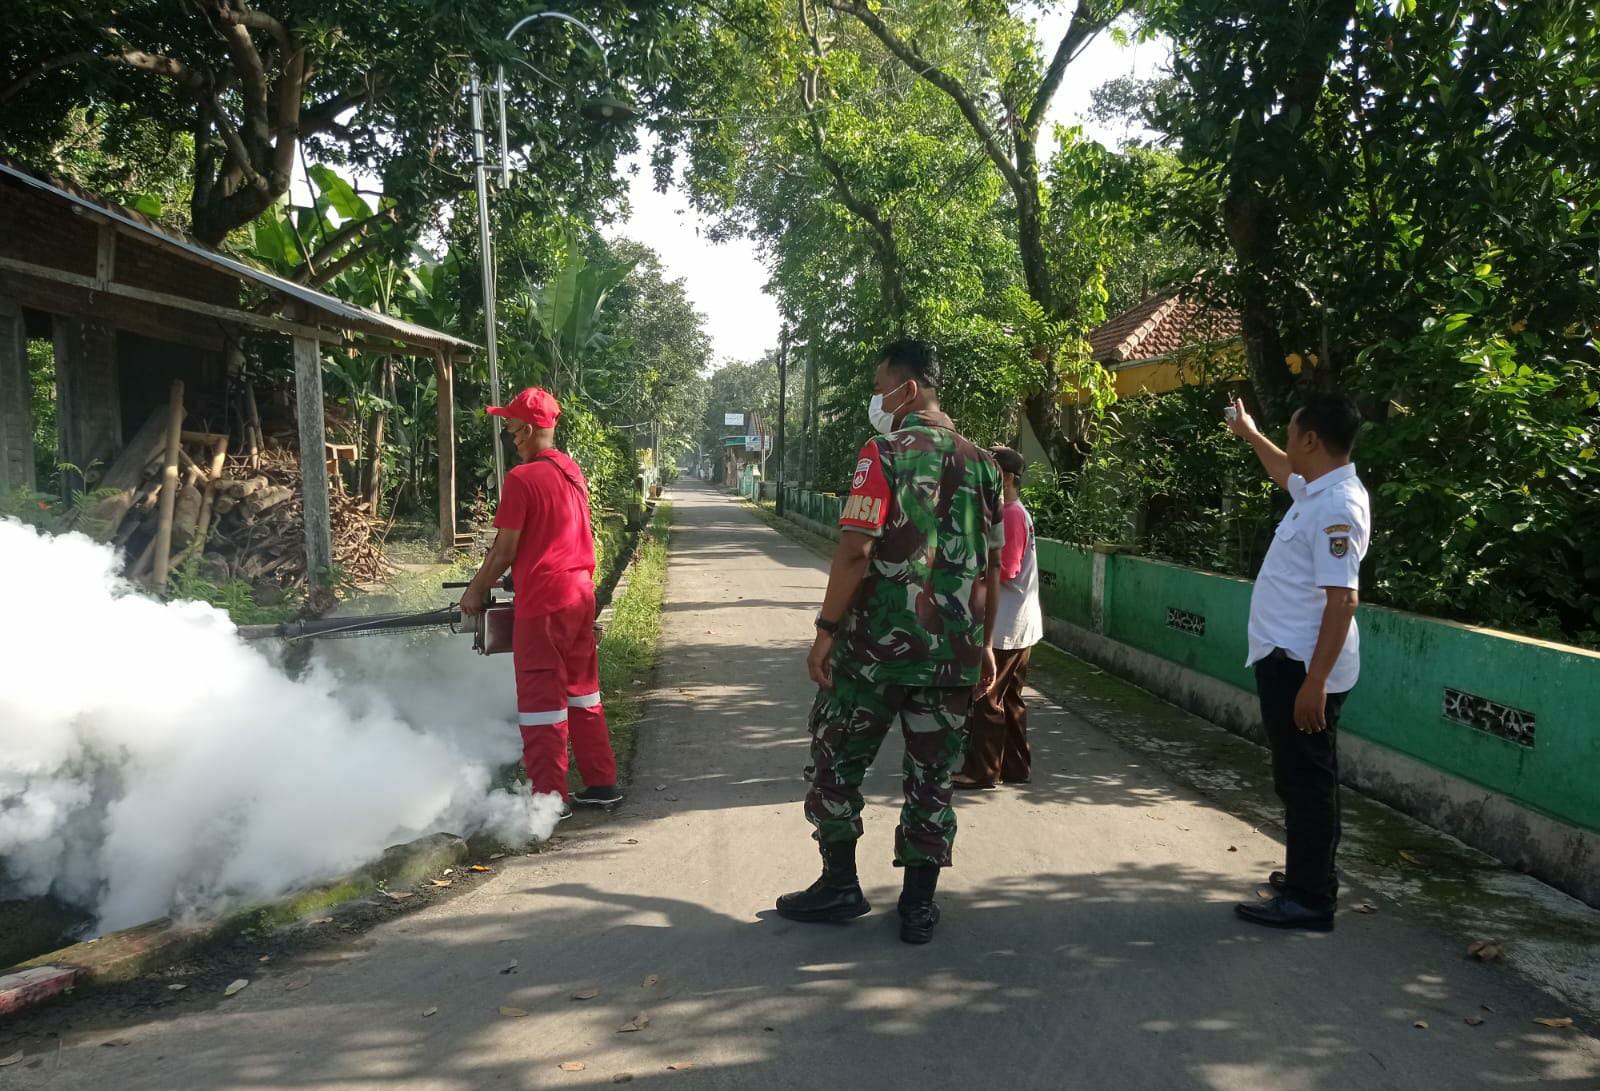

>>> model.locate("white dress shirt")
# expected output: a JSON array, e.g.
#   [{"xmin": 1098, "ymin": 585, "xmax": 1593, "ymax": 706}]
[{"xmin": 1245, "ymin": 463, "xmax": 1371, "ymax": 693}]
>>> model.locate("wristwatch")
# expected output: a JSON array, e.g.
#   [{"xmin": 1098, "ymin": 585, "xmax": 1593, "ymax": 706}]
[{"xmin": 814, "ymin": 613, "xmax": 841, "ymax": 635}]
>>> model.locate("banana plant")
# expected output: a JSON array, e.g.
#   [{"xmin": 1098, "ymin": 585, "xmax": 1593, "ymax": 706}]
[{"xmin": 503, "ymin": 226, "xmax": 635, "ymax": 397}]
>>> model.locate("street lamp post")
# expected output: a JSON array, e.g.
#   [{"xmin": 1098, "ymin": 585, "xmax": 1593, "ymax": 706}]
[
  {"xmin": 467, "ymin": 11, "xmax": 633, "ymax": 491},
  {"xmin": 467, "ymin": 70, "xmax": 505, "ymax": 488}
]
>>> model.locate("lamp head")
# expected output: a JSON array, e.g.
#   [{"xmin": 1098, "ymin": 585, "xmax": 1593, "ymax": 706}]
[{"xmin": 580, "ymin": 94, "xmax": 638, "ymax": 122}]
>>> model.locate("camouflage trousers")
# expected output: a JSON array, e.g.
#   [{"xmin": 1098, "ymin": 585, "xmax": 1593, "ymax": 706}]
[{"xmin": 804, "ymin": 669, "xmax": 973, "ymax": 868}]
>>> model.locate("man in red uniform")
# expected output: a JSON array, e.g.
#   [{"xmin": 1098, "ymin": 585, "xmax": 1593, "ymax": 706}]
[{"xmin": 460, "ymin": 387, "xmax": 623, "ymax": 814}]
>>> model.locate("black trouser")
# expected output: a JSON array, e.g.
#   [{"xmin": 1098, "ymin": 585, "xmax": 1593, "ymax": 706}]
[{"xmin": 1254, "ymin": 650, "xmax": 1349, "ymax": 910}]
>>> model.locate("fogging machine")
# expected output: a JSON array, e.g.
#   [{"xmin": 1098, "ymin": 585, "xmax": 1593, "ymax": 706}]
[{"xmin": 237, "ymin": 581, "xmax": 517, "ymax": 655}]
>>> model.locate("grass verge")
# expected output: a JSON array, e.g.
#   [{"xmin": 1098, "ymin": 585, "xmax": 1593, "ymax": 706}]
[{"xmin": 593, "ymin": 500, "xmax": 672, "ymax": 788}]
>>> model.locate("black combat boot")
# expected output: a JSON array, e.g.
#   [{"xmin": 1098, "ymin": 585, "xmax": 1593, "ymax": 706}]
[
  {"xmin": 897, "ymin": 865, "xmax": 941, "ymax": 944},
  {"xmin": 775, "ymin": 842, "xmax": 871, "ymax": 923}
]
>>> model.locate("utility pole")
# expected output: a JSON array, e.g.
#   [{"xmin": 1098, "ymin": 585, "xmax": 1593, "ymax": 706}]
[{"xmin": 776, "ymin": 325, "xmax": 789, "ymax": 515}]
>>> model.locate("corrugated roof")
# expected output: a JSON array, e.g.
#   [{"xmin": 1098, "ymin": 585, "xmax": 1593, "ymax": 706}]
[
  {"xmin": 0, "ymin": 160, "xmax": 477, "ymax": 355},
  {"xmin": 1089, "ymin": 290, "xmax": 1240, "ymax": 366}
]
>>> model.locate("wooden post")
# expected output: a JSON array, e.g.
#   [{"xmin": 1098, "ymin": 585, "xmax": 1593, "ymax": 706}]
[
  {"xmin": 243, "ymin": 378, "xmax": 263, "ymax": 469},
  {"xmin": 0, "ymin": 296, "xmax": 34, "ymax": 493},
  {"xmin": 434, "ymin": 350, "xmax": 457, "ymax": 554},
  {"xmin": 151, "ymin": 380, "xmax": 185, "ymax": 592},
  {"xmin": 294, "ymin": 335, "xmax": 333, "ymax": 588}
]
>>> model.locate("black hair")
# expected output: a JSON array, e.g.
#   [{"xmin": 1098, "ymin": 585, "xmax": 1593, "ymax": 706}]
[
  {"xmin": 1294, "ymin": 392, "xmax": 1363, "ymax": 456},
  {"xmin": 990, "ymin": 446, "xmax": 1024, "ymax": 478},
  {"xmin": 877, "ymin": 338, "xmax": 939, "ymax": 390}
]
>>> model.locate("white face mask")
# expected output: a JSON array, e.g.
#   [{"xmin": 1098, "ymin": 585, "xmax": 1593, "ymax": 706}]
[{"xmin": 867, "ymin": 380, "xmax": 910, "ymax": 435}]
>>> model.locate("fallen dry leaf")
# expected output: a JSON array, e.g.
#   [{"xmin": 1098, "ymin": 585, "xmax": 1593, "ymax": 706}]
[
  {"xmin": 470, "ymin": 865, "xmax": 492, "ymax": 873},
  {"xmin": 1353, "ymin": 902, "xmax": 1378, "ymax": 914},
  {"xmin": 101, "ymin": 1038, "xmax": 131, "ymax": 1048},
  {"xmin": 309, "ymin": 917, "xmax": 333, "ymax": 925},
  {"xmin": 1227, "ymin": 846, "xmax": 1238, "ymax": 853},
  {"xmin": 500, "ymin": 960, "xmax": 519, "ymax": 975},
  {"xmin": 430, "ymin": 879, "xmax": 454, "ymax": 888},
  {"xmin": 572, "ymin": 989, "xmax": 600, "ymax": 1001},
  {"xmin": 258, "ymin": 955, "xmax": 271, "ymax": 963},
  {"xmin": 1398, "ymin": 849, "xmax": 1427, "ymax": 867},
  {"xmin": 383, "ymin": 890, "xmax": 415, "ymax": 902},
  {"xmin": 1413, "ymin": 1020, "xmax": 1429, "ymax": 1030},
  {"xmin": 490, "ymin": 853, "xmax": 506, "ymax": 860},
  {"xmin": 282, "ymin": 973, "xmax": 313, "ymax": 992},
  {"xmin": 223, "ymin": 979, "xmax": 250, "ymax": 997},
  {"xmin": 167, "ymin": 983, "xmax": 188, "ymax": 992},
  {"xmin": 1464, "ymin": 1016, "xmax": 1485, "ymax": 1026},
  {"xmin": 654, "ymin": 785, "xmax": 668, "ymax": 792},
  {"xmin": 1533, "ymin": 1017, "xmax": 1574, "ymax": 1029},
  {"xmin": 666, "ymin": 1062, "xmax": 696, "ymax": 1071},
  {"xmin": 613, "ymin": 1075, "xmax": 634, "ymax": 1084},
  {"xmin": 643, "ymin": 974, "xmax": 660, "ymax": 988},
  {"xmin": 1467, "ymin": 940, "xmax": 1503, "ymax": 961},
  {"xmin": 0, "ymin": 1052, "xmax": 22, "ymax": 1068},
  {"xmin": 500, "ymin": 1006, "xmax": 531, "ymax": 1018},
  {"xmin": 559, "ymin": 1061, "xmax": 586, "ymax": 1072},
  {"xmin": 1255, "ymin": 889, "xmax": 1272, "ymax": 899},
  {"xmin": 618, "ymin": 1012, "xmax": 650, "ymax": 1033},
  {"xmin": 442, "ymin": 868, "xmax": 454, "ymax": 876},
  {"xmin": 422, "ymin": 1006, "xmax": 438, "ymax": 1017},
  {"xmin": 619, "ymin": 839, "xmax": 639, "ymax": 846}
]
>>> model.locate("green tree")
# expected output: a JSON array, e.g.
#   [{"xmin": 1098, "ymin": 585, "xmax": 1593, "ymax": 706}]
[
  {"xmin": 1, "ymin": 0, "xmax": 704, "ymax": 246},
  {"xmin": 1132, "ymin": 0, "xmax": 1600, "ymax": 642}
]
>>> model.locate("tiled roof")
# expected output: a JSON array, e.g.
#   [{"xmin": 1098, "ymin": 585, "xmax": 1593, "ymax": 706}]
[{"xmin": 1088, "ymin": 290, "xmax": 1240, "ymax": 365}]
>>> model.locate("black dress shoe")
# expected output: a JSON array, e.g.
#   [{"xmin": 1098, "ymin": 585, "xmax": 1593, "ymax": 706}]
[
  {"xmin": 1235, "ymin": 895, "xmax": 1334, "ymax": 932},
  {"xmin": 776, "ymin": 876, "xmax": 871, "ymax": 922},
  {"xmin": 574, "ymin": 785, "xmax": 624, "ymax": 806}
]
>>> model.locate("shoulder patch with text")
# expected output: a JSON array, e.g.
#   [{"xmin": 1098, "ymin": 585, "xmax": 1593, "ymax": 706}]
[
  {"xmin": 840, "ymin": 444, "xmax": 890, "ymax": 532},
  {"xmin": 1323, "ymin": 523, "xmax": 1352, "ymax": 534}
]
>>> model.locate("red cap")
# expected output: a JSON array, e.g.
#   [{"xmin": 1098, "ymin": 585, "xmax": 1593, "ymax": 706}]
[{"xmin": 487, "ymin": 387, "xmax": 561, "ymax": 428}]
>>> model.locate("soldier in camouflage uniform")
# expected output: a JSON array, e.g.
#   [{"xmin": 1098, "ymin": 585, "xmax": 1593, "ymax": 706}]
[{"xmin": 775, "ymin": 339, "xmax": 1005, "ymax": 944}]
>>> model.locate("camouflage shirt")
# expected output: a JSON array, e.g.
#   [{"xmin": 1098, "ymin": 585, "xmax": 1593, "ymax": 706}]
[{"xmin": 835, "ymin": 410, "xmax": 1005, "ymax": 687}]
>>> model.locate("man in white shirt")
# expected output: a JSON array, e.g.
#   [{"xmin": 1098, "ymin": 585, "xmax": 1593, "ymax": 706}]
[{"xmin": 1226, "ymin": 392, "xmax": 1370, "ymax": 932}]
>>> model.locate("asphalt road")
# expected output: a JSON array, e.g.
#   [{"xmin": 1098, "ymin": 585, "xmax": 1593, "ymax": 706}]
[{"xmin": 3, "ymin": 479, "xmax": 1596, "ymax": 1090}]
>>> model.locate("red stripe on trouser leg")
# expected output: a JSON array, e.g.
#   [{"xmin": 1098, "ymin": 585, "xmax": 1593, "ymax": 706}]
[{"xmin": 514, "ymin": 590, "xmax": 618, "ymax": 797}]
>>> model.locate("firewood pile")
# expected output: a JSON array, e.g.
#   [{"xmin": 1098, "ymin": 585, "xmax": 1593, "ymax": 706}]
[
  {"xmin": 204, "ymin": 448, "xmax": 386, "ymax": 587},
  {"xmin": 81, "ymin": 380, "xmax": 386, "ymax": 591}
]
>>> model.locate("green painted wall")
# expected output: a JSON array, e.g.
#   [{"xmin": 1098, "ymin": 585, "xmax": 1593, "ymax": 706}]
[
  {"xmin": 1035, "ymin": 539, "xmax": 1093, "ymax": 628},
  {"xmin": 1097, "ymin": 549, "xmax": 1599, "ymax": 833},
  {"xmin": 1106, "ymin": 555, "xmax": 1257, "ymax": 691}
]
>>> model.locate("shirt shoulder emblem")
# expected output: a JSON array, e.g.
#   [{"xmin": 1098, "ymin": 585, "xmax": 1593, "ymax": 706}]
[
  {"xmin": 1323, "ymin": 523, "xmax": 1352, "ymax": 533},
  {"xmin": 1329, "ymin": 536, "xmax": 1350, "ymax": 558}
]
